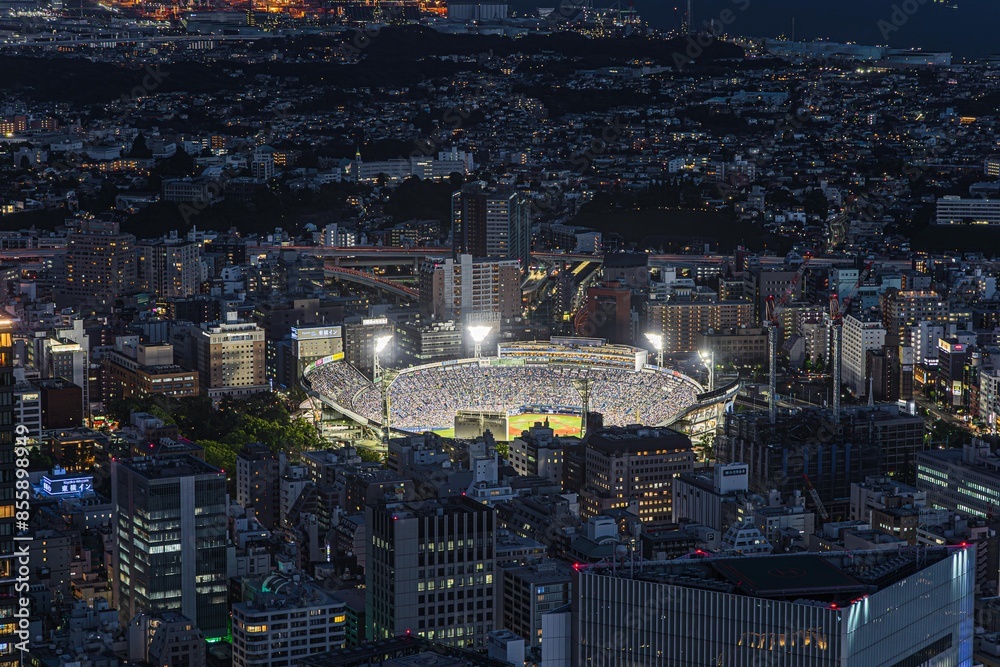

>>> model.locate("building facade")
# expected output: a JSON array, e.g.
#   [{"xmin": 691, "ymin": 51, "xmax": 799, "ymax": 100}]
[
  {"xmin": 112, "ymin": 455, "xmax": 230, "ymax": 639},
  {"xmin": 420, "ymin": 254, "xmax": 522, "ymax": 321},
  {"xmin": 366, "ymin": 497, "xmax": 497, "ymax": 649},
  {"xmin": 61, "ymin": 220, "xmax": 137, "ymax": 307},
  {"xmin": 581, "ymin": 426, "xmax": 694, "ymax": 525},
  {"xmin": 573, "ymin": 548, "xmax": 974, "ymax": 666}
]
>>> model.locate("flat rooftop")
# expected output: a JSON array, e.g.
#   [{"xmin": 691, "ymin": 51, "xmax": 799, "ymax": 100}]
[
  {"xmin": 117, "ymin": 454, "xmax": 222, "ymax": 479},
  {"xmin": 581, "ymin": 546, "xmax": 961, "ymax": 606}
]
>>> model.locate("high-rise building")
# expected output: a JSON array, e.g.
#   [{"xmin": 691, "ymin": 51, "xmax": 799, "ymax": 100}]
[
  {"xmin": 136, "ymin": 239, "xmax": 202, "ymax": 299},
  {"xmin": 744, "ymin": 267, "xmax": 804, "ymax": 323},
  {"xmin": 572, "ymin": 547, "xmax": 974, "ymax": 666},
  {"xmin": 366, "ymin": 497, "xmax": 496, "ymax": 649},
  {"xmin": 451, "ymin": 181, "xmax": 530, "ymax": 272},
  {"xmin": 646, "ymin": 300, "xmax": 753, "ymax": 353},
  {"xmin": 61, "ymin": 220, "xmax": 137, "ymax": 308},
  {"xmin": 419, "ymin": 254, "xmax": 522, "ymax": 321},
  {"xmin": 580, "ymin": 426, "xmax": 694, "ymax": 526},
  {"xmin": 236, "ymin": 443, "xmax": 280, "ymax": 531},
  {"xmin": 112, "ymin": 455, "xmax": 229, "ymax": 639},
  {"xmin": 842, "ymin": 314, "xmax": 886, "ymax": 397},
  {"xmin": 189, "ymin": 320, "xmax": 268, "ymax": 400},
  {"xmin": 716, "ymin": 406, "xmax": 925, "ymax": 518},
  {"xmin": 0, "ymin": 321, "xmax": 17, "ymax": 667},
  {"xmin": 881, "ymin": 289, "xmax": 948, "ymax": 347}
]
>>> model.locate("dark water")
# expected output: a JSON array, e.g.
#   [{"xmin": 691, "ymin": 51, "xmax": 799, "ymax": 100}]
[{"xmin": 520, "ymin": 0, "xmax": 1000, "ymax": 58}]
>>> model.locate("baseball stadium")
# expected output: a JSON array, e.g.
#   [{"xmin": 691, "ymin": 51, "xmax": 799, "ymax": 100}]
[{"xmin": 303, "ymin": 336, "xmax": 706, "ymax": 440}]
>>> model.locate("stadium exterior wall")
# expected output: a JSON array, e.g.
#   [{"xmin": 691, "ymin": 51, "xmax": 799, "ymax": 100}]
[{"xmin": 573, "ymin": 547, "xmax": 974, "ymax": 667}]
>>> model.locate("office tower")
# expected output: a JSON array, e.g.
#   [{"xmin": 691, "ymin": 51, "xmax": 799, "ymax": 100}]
[
  {"xmin": 0, "ymin": 321, "xmax": 16, "ymax": 667},
  {"xmin": 236, "ymin": 443, "xmax": 280, "ymax": 531},
  {"xmin": 136, "ymin": 239, "xmax": 202, "ymax": 299},
  {"xmin": 842, "ymin": 314, "xmax": 886, "ymax": 397},
  {"xmin": 61, "ymin": 220, "xmax": 137, "ymax": 308},
  {"xmin": 881, "ymin": 289, "xmax": 948, "ymax": 347},
  {"xmin": 646, "ymin": 299, "xmax": 753, "ymax": 353},
  {"xmin": 189, "ymin": 320, "xmax": 268, "ymax": 400},
  {"xmin": 451, "ymin": 181, "xmax": 530, "ymax": 272},
  {"xmin": 573, "ymin": 547, "xmax": 974, "ymax": 666},
  {"xmin": 716, "ymin": 405, "xmax": 925, "ymax": 518},
  {"xmin": 231, "ymin": 574, "xmax": 347, "ymax": 667},
  {"xmin": 419, "ymin": 254, "xmax": 522, "ymax": 320},
  {"xmin": 580, "ymin": 426, "xmax": 694, "ymax": 526},
  {"xmin": 366, "ymin": 496, "xmax": 496, "ymax": 649},
  {"xmin": 112, "ymin": 455, "xmax": 229, "ymax": 639}
]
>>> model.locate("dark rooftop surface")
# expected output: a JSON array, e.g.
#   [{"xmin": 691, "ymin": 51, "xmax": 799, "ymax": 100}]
[{"xmin": 713, "ymin": 554, "xmax": 866, "ymax": 598}]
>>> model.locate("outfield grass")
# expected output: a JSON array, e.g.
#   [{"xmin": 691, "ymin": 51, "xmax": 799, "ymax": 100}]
[
  {"xmin": 507, "ymin": 413, "xmax": 582, "ymax": 439},
  {"xmin": 432, "ymin": 413, "xmax": 583, "ymax": 440}
]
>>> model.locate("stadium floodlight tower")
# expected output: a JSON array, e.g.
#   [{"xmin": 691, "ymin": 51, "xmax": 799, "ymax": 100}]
[
  {"xmin": 699, "ymin": 349, "xmax": 715, "ymax": 392},
  {"xmin": 374, "ymin": 334, "xmax": 393, "ymax": 443},
  {"xmin": 644, "ymin": 332, "xmax": 664, "ymax": 368},
  {"xmin": 468, "ymin": 325, "xmax": 492, "ymax": 360}
]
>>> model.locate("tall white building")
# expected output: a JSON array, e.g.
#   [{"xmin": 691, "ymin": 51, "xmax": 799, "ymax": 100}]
[
  {"xmin": 842, "ymin": 315, "xmax": 885, "ymax": 397},
  {"xmin": 419, "ymin": 254, "xmax": 522, "ymax": 320},
  {"xmin": 910, "ymin": 320, "xmax": 946, "ymax": 365},
  {"xmin": 936, "ymin": 196, "xmax": 1000, "ymax": 225}
]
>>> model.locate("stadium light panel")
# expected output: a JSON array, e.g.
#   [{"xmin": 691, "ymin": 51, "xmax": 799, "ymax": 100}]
[
  {"xmin": 375, "ymin": 334, "xmax": 393, "ymax": 354},
  {"xmin": 467, "ymin": 325, "xmax": 492, "ymax": 343}
]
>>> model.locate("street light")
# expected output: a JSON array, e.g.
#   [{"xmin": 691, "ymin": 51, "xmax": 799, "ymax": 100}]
[
  {"xmin": 374, "ymin": 334, "xmax": 393, "ymax": 443},
  {"xmin": 645, "ymin": 332, "xmax": 664, "ymax": 368},
  {"xmin": 468, "ymin": 325, "xmax": 492, "ymax": 360},
  {"xmin": 699, "ymin": 349, "xmax": 714, "ymax": 392}
]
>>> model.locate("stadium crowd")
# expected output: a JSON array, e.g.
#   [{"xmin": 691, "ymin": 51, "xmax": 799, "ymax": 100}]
[
  {"xmin": 304, "ymin": 361, "xmax": 371, "ymax": 415},
  {"xmin": 307, "ymin": 360, "xmax": 699, "ymax": 432}
]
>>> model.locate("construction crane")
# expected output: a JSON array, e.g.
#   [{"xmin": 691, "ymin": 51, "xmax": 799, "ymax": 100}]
[
  {"xmin": 801, "ymin": 473, "xmax": 829, "ymax": 521},
  {"xmin": 828, "ymin": 260, "xmax": 876, "ymax": 423},
  {"xmin": 764, "ymin": 255, "xmax": 812, "ymax": 424}
]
